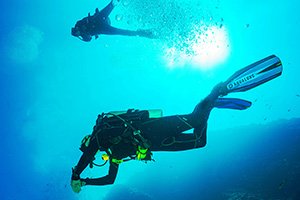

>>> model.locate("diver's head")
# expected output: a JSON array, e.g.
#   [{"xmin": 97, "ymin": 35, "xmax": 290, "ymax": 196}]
[
  {"xmin": 71, "ymin": 26, "xmax": 92, "ymax": 42},
  {"xmin": 71, "ymin": 26, "xmax": 81, "ymax": 37}
]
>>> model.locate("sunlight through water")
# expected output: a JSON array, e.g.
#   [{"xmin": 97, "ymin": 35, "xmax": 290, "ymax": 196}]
[
  {"xmin": 164, "ymin": 24, "xmax": 230, "ymax": 69},
  {"xmin": 112, "ymin": 0, "xmax": 230, "ymax": 70}
]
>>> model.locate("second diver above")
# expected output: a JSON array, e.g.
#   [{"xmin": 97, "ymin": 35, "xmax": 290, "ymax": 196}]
[{"xmin": 71, "ymin": 0, "xmax": 155, "ymax": 42}]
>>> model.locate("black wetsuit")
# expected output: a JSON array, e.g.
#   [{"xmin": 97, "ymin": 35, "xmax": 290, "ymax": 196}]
[
  {"xmin": 72, "ymin": 85, "xmax": 221, "ymax": 186},
  {"xmin": 72, "ymin": 0, "xmax": 154, "ymax": 42}
]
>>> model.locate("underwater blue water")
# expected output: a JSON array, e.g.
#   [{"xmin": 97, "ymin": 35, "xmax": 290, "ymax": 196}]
[{"xmin": 1, "ymin": 0, "xmax": 300, "ymax": 199}]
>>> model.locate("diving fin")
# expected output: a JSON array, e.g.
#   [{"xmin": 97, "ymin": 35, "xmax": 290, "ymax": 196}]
[
  {"xmin": 215, "ymin": 98, "xmax": 252, "ymax": 110},
  {"xmin": 224, "ymin": 55, "xmax": 282, "ymax": 94}
]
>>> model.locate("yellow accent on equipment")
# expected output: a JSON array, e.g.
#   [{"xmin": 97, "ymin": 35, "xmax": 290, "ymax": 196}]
[
  {"xmin": 136, "ymin": 145, "xmax": 148, "ymax": 160},
  {"xmin": 102, "ymin": 154, "xmax": 109, "ymax": 161}
]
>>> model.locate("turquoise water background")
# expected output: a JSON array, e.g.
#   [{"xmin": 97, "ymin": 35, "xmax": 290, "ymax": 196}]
[{"xmin": 1, "ymin": 0, "xmax": 300, "ymax": 199}]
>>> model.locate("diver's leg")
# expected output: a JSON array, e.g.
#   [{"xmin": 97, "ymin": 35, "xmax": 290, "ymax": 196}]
[
  {"xmin": 101, "ymin": 26, "xmax": 138, "ymax": 36},
  {"xmin": 141, "ymin": 114, "xmax": 196, "ymax": 150},
  {"xmin": 101, "ymin": 25, "xmax": 154, "ymax": 38},
  {"xmin": 142, "ymin": 114, "xmax": 208, "ymax": 151},
  {"xmin": 153, "ymin": 123, "xmax": 208, "ymax": 151},
  {"xmin": 188, "ymin": 82, "xmax": 226, "ymax": 126},
  {"xmin": 142, "ymin": 82, "xmax": 226, "ymax": 152}
]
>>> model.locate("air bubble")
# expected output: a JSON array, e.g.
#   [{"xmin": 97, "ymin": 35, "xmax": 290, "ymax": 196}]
[
  {"xmin": 122, "ymin": 1, "xmax": 129, "ymax": 7},
  {"xmin": 115, "ymin": 14, "xmax": 123, "ymax": 21}
]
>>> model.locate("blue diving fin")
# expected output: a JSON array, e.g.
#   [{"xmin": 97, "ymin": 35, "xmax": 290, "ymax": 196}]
[
  {"xmin": 215, "ymin": 98, "xmax": 252, "ymax": 110},
  {"xmin": 224, "ymin": 55, "xmax": 282, "ymax": 93}
]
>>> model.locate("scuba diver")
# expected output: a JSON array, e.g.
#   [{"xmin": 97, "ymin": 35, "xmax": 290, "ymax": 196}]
[
  {"xmin": 71, "ymin": 55, "xmax": 282, "ymax": 193},
  {"xmin": 71, "ymin": 0, "xmax": 155, "ymax": 42}
]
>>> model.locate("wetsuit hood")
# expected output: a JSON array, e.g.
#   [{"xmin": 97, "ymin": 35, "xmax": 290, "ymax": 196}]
[{"xmin": 71, "ymin": 25, "xmax": 92, "ymax": 42}]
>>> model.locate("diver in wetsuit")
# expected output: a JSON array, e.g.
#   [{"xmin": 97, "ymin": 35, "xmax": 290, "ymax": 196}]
[
  {"xmin": 70, "ymin": 55, "xmax": 283, "ymax": 193},
  {"xmin": 71, "ymin": 0, "xmax": 155, "ymax": 42},
  {"xmin": 71, "ymin": 82, "xmax": 227, "ymax": 193}
]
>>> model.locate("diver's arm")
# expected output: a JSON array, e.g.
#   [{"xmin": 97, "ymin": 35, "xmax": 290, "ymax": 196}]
[
  {"xmin": 72, "ymin": 153, "xmax": 94, "ymax": 180},
  {"xmin": 72, "ymin": 138, "xmax": 99, "ymax": 179},
  {"xmin": 81, "ymin": 160, "xmax": 119, "ymax": 185},
  {"xmin": 100, "ymin": 0, "xmax": 116, "ymax": 18}
]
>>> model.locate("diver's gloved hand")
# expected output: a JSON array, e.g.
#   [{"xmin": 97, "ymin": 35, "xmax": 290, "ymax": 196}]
[
  {"xmin": 71, "ymin": 179, "xmax": 86, "ymax": 193},
  {"xmin": 71, "ymin": 167, "xmax": 86, "ymax": 193}
]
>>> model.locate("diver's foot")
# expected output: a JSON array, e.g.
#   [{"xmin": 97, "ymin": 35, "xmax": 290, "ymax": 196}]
[
  {"xmin": 212, "ymin": 82, "xmax": 228, "ymax": 97},
  {"xmin": 137, "ymin": 29, "xmax": 158, "ymax": 39},
  {"xmin": 219, "ymin": 82, "xmax": 228, "ymax": 97}
]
